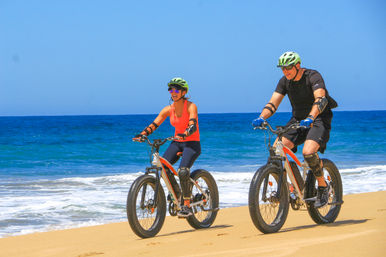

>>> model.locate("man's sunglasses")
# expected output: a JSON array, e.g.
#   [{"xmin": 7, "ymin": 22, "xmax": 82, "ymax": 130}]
[
  {"xmin": 169, "ymin": 89, "xmax": 180, "ymax": 93},
  {"xmin": 281, "ymin": 65, "xmax": 294, "ymax": 71}
]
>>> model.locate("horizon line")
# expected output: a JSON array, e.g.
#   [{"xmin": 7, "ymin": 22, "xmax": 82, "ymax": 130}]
[{"xmin": 0, "ymin": 109, "xmax": 385, "ymax": 118}]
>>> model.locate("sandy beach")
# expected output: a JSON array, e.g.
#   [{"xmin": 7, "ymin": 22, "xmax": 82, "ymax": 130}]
[{"xmin": 0, "ymin": 191, "xmax": 385, "ymax": 257}]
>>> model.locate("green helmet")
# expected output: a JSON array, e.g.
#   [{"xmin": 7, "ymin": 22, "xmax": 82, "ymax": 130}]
[
  {"xmin": 167, "ymin": 77, "xmax": 189, "ymax": 92},
  {"xmin": 277, "ymin": 51, "xmax": 301, "ymax": 67}
]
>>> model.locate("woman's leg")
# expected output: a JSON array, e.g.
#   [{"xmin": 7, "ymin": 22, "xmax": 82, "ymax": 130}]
[{"xmin": 178, "ymin": 142, "xmax": 201, "ymax": 199}]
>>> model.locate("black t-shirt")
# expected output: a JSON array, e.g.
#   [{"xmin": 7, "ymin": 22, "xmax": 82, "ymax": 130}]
[{"xmin": 275, "ymin": 69, "xmax": 333, "ymax": 121}]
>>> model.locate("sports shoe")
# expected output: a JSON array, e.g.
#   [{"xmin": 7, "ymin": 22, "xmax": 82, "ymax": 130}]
[
  {"xmin": 177, "ymin": 205, "xmax": 192, "ymax": 218},
  {"xmin": 315, "ymin": 185, "xmax": 329, "ymax": 208}
]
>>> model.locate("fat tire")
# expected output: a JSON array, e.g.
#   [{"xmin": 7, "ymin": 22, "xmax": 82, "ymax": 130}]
[
  {"xmin": 248, "ymin": 164, "xmax": 289, "ymax": 233},
  {"xmin": 304, "ymin": 159, "xmax": 343, "ymax": 224},
  {"xmin": 186, "ymin": 169, "xmax": 219, "ymax": 229},
  {"xmin": 127, "ymin": 175, "xmax": 166, "ymax": 238}
]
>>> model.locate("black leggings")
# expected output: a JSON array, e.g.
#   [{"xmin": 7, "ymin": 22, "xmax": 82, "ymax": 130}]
[
  {"xmin": 162, "ymin": 141, "xmax": 201, "ymax": 169},
  {"xmin": 162, "ymin": 141, "xmax": 201, "ymax": 199}
]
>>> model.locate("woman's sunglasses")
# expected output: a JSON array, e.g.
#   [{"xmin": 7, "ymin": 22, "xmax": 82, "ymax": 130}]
[
  {"xmin": 169, "ymin": 89, "xmax": 180, "ymax": 93},
  {"xmin": 281, "ymin": 65, "xmax": 294, "ymax": 71}
]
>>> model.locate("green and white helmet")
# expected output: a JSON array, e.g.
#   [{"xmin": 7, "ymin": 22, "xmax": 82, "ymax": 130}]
[
  {"xmin": 167, "ymin": 77, "xmax": 189, "ymax": 92},
  {"xmin": 277, "ymin": 51, "xmax": 301, "ymax": 67}
]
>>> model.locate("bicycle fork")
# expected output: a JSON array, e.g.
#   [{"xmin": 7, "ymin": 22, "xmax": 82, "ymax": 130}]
[
  {"xmin": 262, "ymin": 155, "xmax": 286, "ymax": 202},
  {"xmin": 141, "ymin": 166, "xmax": 162, "ymax": 211}
]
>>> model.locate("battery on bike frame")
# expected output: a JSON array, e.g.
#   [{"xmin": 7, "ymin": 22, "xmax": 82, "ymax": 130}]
[{"xmin": 289, "ymin": 161, "xmax": 304, "ymax": 192}]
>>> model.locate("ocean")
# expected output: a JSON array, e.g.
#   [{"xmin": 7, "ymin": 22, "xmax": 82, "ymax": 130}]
[{"xmin": 1, "ymin": 111, "xmax": 385, "ymax": 238}]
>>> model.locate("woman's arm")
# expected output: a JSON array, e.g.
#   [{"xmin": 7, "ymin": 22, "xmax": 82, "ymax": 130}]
[
  {"xmin": 135, "ymin": 106, "xmax": 170, "ymax": 138},
  {"xmin": 178, "ymin": 102, "xmax": 198, "ymax": 138}
]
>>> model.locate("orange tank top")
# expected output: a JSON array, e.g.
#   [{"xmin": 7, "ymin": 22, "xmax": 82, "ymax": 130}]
[{"xmin": 170, "ymin": 100, "xmax": 200, "ymax": 142}]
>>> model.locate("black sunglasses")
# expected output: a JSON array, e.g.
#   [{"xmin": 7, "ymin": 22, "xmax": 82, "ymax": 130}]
[{"xmin": 281, "ymin": 65, "xmax": 294, "ymax": 71}]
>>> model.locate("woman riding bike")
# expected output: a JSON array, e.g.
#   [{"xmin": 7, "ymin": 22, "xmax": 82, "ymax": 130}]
[{"xmin": 133, "ymin": 77, "xmax": 200, "ymax": 218}]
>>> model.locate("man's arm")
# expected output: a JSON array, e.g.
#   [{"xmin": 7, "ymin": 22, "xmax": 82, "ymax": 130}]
[
  {"xmin": 308, "ymin": 88, "xmax": 327, "ymax": 120},
  {"xmin": 259, "ymin": 92, "xmax": 285, "ymax": 120}
]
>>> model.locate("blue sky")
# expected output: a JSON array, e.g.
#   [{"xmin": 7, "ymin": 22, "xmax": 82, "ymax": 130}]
[{"xmin": 0, "ymin": 0, "xmax": 385, "ymax": 116}]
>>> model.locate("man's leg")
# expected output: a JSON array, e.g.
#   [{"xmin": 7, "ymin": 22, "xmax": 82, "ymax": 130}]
[
  {"xmin": 281, "ymin": 136, "xmax": 295, "ymax": 149},
  {"xmin": 303, "ymin": 139, "xmax": 329, "ymax": 208},
  {"xmin": 303, "ymin": 139, "xmax": 327, "ymax": 187}
]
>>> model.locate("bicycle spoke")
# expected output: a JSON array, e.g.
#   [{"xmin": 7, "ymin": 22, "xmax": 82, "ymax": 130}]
[
  {"xmin": 136, "ymin": 184, "xmax": 158, "ymax": 230},
  {"xmin": 258, "ymin": 174, "xmax": 280, "ymax": 225},
  {"xmin": 186, "ymin": 169, "xmax": 218, "ymax": 229},
  {"xmin": 191, "ymin": 177, "xmax": 211, "ymax": 222}
]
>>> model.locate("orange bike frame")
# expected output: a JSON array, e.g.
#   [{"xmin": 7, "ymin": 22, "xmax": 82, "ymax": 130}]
[{"xmin": 276, "ymin": 142, "xmax": 307, "ymax": 200}]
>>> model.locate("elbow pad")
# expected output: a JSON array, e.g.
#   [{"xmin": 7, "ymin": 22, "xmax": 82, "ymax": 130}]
[
  {"xmin": 263, "ymin": 102, "xmax": 277, "ymax": 115},
  {"xmin": 185, "ymin": 118, "xmax": 197, "ymax": 136},
  {"xmin": 313, "ymin": 96, "xmax": 328, "ymax": 113}
]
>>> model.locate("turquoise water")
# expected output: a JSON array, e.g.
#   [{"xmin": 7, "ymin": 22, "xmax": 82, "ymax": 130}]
[{"xmin": 0, "ymin": 111, "xmax": 385, "ymax": 237}]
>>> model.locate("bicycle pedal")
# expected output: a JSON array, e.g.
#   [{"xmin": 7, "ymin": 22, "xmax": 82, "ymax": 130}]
[
  {"xmin": 328, "ymin": 200, "xmax": 344, "ymax": 206},
  {"xmin": 303, "ymin": 197, "xmax": 317, "ymax": 202},
  {"xmin": 201, "ymin": 207, "xmax": 220, "ymax": 212}
]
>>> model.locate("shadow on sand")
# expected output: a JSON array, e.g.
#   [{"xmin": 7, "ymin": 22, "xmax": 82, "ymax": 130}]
[
  {"xmin": 278, "ymin": 219, "xmax": 370, "ymax": 233},
  {"xmin": 137, "ymin": 224, "xmax": 233, "ymax": 239}
]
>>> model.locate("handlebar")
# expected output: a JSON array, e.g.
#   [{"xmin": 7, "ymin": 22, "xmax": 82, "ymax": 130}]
[
  {"xmin": 255, "ymin": 121, "xmax": 306, "ymax": 135},
  {"xmin": 133, "ymin": 135, "xmax": 178, "ymax": 148}
]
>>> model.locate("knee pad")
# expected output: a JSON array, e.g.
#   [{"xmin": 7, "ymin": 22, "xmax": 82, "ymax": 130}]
[
  {"xmin": 178, "ymin": 167, "xmax": 190, "ymax": 181},
  {"xmin": 304, "ymin": 152, "xmax": 323, "ymax": 177}
]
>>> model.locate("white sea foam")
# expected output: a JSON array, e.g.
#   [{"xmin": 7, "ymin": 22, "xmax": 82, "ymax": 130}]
[{"xmin": 1, "ymin": 164, "xmax": 385, "ymax": 238}]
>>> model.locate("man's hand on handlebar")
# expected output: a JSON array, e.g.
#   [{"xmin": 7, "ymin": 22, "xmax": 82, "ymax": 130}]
[
  {"xmin": 252, "ymin": 116, "xmax": 265, "ymax": 128},
  {"xmin": 300, "ymin": 118, "xmax": 313, "ymax": 128}
]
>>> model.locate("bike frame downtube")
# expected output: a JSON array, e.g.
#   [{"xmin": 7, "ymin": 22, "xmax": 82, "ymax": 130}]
[
  {"xmin": 158, "ymin": 156, "xmax": 180, "ymax": 207},
  {"xmin": 282, "ymin": 145, "xmax": 304, "ymax": 199}
]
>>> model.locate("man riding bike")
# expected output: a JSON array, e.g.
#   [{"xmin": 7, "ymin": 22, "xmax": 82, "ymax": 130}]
[
  {"xmin": 133, "ymin": 77, "xmax": 201, "ymax": 217},
  {"xmin": 252, "ymin": 51, "xmax": 338, "ymax": 208}
]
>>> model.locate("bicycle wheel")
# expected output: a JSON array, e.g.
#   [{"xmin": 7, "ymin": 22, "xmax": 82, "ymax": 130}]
[
  {"xmin": 248, "ymin": 164, "xmax": 289, "ymax": 233},
  {"xmin": 186, "ymin": 169, "xmax": 219, "ymax": 229},
  {"xmin": 304, "ymin": 159, "xmax": 343, "ymax": 224},
  {"xmin": 126, "ymin": 174, "xmax": 166, "ymax": 238}
]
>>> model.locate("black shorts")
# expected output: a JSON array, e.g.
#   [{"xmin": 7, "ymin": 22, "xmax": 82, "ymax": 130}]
[
  {"xmin": 283, "ymin": 116, "xmax": 332, "ymax": 153},
  {"xmin": 162, "ymin": 141, "xmax": 201, "ymax": 169}
]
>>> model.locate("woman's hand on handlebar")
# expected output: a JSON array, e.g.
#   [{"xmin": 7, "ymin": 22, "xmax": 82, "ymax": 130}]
[
  {"xmin": 175, "ymin": 133, "xmax": 187, "ymax": 141},
  {"xmin": 133, "ymin": 134, "xmax": 147, "ymax": 142}
]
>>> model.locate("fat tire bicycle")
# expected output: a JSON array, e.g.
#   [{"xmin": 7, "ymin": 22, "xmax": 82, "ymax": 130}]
[
  {"xmin": 248, "ymin": 121, "xmax": 343, "ymax": 233},
  {"xmin": 127, "ymin": 136, "xmax": 219, "ymax": 238}
]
